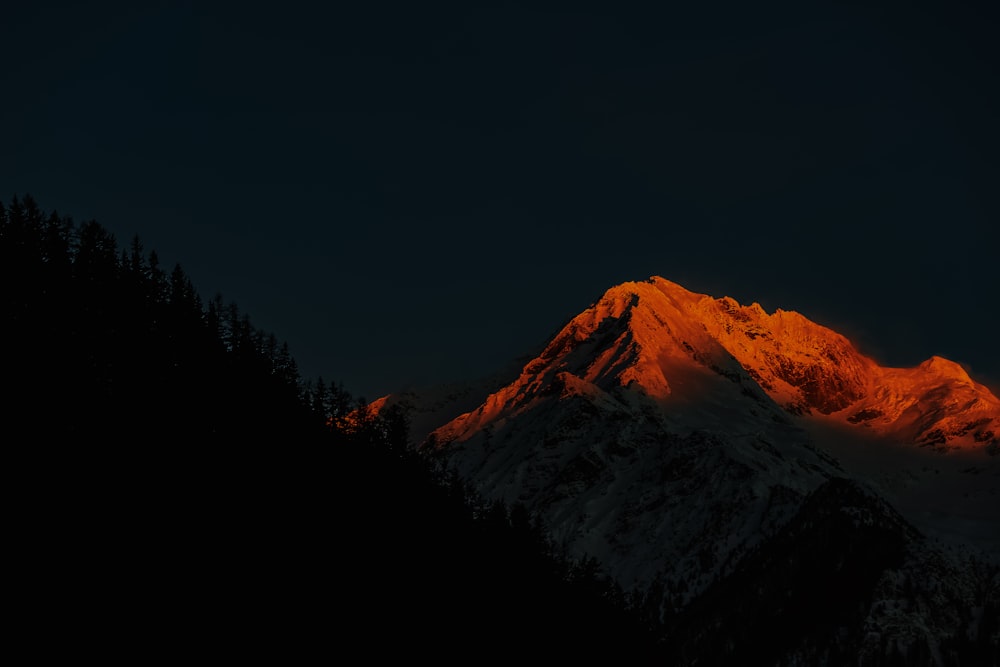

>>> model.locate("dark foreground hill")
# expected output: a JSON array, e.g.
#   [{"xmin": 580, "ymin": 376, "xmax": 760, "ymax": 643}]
[{"xmin": 3, "ymin": 195, "xmax": 660, "ymax": 663}]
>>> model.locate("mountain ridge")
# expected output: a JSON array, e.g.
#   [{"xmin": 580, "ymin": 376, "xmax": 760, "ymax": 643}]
[{"xmin": 426, "ymin": 276, "xmax": 998, "ymax": 454}]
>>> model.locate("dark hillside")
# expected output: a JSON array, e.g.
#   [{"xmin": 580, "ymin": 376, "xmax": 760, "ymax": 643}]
[{"xmin": 3, "ymin": 195, "xmax": 660, "ymax": 663}]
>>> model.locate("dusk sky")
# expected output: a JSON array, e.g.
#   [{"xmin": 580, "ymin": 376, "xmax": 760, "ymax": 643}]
[{"xmin": 4, "ymin": 1, "xmax": 997, "ymax": 400}]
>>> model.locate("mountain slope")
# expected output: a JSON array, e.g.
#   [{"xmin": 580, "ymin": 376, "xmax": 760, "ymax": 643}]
[{"xmin": 666, "ymin": 477, "xmax": 998, "ymax": 665}]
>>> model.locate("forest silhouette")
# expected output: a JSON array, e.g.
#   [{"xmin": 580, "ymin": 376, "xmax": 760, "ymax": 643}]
[{"xmin": 2, "ymin": 194, "xmax": 661, "ymax": 662}]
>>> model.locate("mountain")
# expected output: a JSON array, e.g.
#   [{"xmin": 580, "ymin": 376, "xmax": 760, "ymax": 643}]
[{"xmin": 376, "ymin": 276, "xmax": 999, "ymax": 663}]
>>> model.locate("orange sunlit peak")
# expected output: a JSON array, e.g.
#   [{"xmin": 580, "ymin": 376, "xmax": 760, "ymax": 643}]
[{"xmin": 918, "ymin": 355, "xmax": 972, "ymax": 381}]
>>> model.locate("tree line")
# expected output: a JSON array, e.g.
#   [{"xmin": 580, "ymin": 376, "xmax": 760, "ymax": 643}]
[{"xmin": 2, "ymin": 194, "xmax": 664, "ymax": 663}]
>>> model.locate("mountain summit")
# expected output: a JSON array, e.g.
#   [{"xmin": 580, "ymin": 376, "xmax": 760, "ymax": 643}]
[{"xmin": 433, "ymin": 276, "xmax": 999, "ymax": 454}]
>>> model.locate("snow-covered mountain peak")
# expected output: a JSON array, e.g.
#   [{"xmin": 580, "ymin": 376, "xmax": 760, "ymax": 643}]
[{"xmin": 917, "ymin": 355, "xmax": 972, "ymax": 383}]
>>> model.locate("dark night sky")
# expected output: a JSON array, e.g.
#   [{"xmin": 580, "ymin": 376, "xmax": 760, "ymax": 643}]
[{"xmin": 3, "ymin": 1, "xmax": 998, "ymax": 399}]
